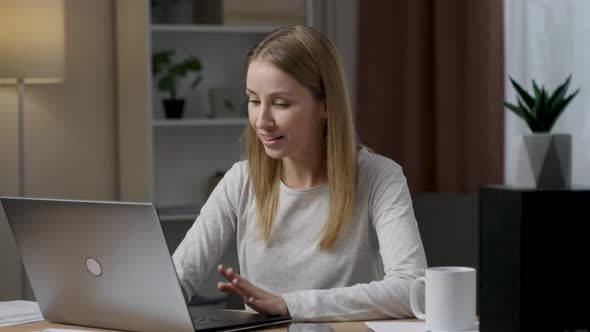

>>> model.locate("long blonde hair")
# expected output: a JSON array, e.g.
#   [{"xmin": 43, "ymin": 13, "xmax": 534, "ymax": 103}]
[{"xmin": 245, "ymin": 26, "xmax": 357, "ymax": 250}]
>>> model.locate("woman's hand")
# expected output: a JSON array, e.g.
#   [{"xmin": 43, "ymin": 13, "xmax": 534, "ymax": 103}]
[{"xmin": 217, "ymin": 264, "xmax": 289, "ymax": 316}]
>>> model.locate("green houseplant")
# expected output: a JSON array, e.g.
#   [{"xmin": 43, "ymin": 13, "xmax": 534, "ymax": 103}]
[
  {"xmin": 503, "ymin": 75, "xmax": 579, "ymax": 133},
  {"xmin": 152, "ymin": 50, "xmax": 203, "ymax": 118},
  {"xmin": 503, "ymin": 75, "xmax": 580, "ymax": 189}
]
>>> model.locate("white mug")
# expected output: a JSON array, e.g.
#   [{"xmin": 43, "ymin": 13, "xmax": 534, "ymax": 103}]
[{"xmin": 410, "ymin": 266, "xmax": 477, "ymax": 332}]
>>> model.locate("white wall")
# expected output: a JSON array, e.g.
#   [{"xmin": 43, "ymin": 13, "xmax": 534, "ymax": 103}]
[
  {"xmin": 504, "ymin": 0, "xmax": 590, "ymax": 187},
  {"xmin": 0, "ymin": 0, "xmax": 117, "ymax": 300}
]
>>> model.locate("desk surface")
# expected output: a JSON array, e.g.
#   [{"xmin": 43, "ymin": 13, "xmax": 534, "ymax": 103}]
[{"xmin": 2, "ymin": 319, "xmax": 419, "ymax": 332}]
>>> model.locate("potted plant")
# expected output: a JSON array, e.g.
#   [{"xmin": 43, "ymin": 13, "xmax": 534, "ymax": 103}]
[
  {"xmin": 152, "ymin": 50, "xmax": 203, "ymax": 119},
  {"xmin": 503, "ymin": 75, "xmax": 580, "ymax": 189}
]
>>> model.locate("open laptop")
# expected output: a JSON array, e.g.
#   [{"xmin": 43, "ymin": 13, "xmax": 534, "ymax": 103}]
[{"xmin": 1, "ymin": 197, "xmax": 291, "ymax": 332}]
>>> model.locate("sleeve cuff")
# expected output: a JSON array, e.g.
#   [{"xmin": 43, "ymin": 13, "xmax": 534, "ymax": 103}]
[{"xmin": 281, "ymin": 292, "xmax": 305, "ymax": 322}]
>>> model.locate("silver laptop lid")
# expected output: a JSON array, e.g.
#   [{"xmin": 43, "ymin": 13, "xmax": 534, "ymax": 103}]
[{"xmin": 1, "ymin": 197, "xmax": 195, "ymax": 332}]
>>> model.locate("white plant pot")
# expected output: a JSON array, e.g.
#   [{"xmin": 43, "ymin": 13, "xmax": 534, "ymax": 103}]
[{"xmin": 510, "ymin": 133, "xmax": 571, "ymax": 190}]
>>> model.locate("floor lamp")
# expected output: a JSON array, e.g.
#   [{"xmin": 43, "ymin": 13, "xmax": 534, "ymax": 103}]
[{"xmin": 0, "ymin": 0, "xmax": 65, "ymax": 300}]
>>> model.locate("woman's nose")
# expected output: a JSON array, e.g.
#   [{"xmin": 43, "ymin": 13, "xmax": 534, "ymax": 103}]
[{"xmin": 255, "ymin": 103, "xmax": 274, "ymax": 129}]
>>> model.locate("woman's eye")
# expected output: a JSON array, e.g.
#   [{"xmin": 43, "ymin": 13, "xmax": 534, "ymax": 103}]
[
  {"xmin": 248, "ymin": 99, "xmax": 260, "ymax": 104},
  {"xmin": 273, "ymin": 103, "xmax": 289, "ymax": 108}
]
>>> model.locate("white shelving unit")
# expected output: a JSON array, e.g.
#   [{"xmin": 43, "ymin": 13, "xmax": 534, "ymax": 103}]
[{"xmin": 149, "ymin": 28, "xmax": 265, "ymax": 212}]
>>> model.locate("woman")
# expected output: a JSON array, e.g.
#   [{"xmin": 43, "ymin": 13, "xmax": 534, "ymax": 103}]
[{"xmin": 172, "ymin": 25, "xmax": 427, "ymax": 322}]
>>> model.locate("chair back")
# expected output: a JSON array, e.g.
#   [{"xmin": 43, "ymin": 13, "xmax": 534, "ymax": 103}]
[{"xmin": 412, "ymin": 192, "xmax": 479, "ymax": 270}]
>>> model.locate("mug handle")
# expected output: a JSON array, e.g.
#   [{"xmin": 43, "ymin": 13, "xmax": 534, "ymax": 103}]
[{"xmin": 410, "ymin": 276, "xmax": 426, "ymax": 320}]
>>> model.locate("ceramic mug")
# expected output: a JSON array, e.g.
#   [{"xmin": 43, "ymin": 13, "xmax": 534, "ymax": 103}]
[{"xmin": 410, "ymin": 266, "xmax": 477, "ymax": 332}]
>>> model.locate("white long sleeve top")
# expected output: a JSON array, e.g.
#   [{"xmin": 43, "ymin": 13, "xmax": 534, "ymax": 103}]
[{"xmin": 172, "ymin": 148, "xmax": 427, "ymax": 322}]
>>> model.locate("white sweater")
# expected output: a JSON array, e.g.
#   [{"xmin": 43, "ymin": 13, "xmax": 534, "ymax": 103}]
[{"xmin": 172, "ymin": 148, "xmax": 427, "ymax": 322}]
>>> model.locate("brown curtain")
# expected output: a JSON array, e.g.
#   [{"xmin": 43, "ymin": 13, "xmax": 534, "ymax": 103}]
[{"xmin": 356, "ymin": 0, "xmax": 504, "ymax": 194}]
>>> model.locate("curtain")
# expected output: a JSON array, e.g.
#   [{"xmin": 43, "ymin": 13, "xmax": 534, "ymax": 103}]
[
  {"xmin": 503, "ymin": 0, "xmax": 590, "ymax": 187},
  {"xmin": 356, "ymin": 0, "xmax": 504, "ymax": 194}
]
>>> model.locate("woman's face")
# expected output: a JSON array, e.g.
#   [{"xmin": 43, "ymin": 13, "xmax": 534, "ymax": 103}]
[{"xmin": 246, "ymin": 60, "xmax": 326, "ymax": 161}]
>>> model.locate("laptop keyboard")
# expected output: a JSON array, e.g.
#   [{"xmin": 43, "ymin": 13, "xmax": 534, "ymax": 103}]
[{"xmin": 192, "ymin": 316, "xmax": 233, "ymax": 326}]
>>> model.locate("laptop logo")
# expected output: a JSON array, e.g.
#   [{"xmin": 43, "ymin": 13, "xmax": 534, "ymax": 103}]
[{"xmin": 86, "ymin": 257, "xmax": 103, "ymax": 277}]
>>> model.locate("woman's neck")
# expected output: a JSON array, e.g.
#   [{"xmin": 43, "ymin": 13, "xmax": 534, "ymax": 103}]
[{"xmin": 281, "ymin": 155, "xmax": 326, "ymax": 189}]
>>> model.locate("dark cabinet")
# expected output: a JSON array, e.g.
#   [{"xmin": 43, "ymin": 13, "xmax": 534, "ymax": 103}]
[{"xmin": 479, "ymin": 185, "xmax": 590, "ymax": 332}]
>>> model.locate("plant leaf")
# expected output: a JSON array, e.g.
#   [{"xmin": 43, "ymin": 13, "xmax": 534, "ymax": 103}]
[
  {"xmin": 509, "ymin": 77, "xmax": 535, "ymax": 108},
  {"xmin": 191, "ymin": 75, "xmax": 202, "ymax": 89},
  {"xmin": 184, "ymin": 56, "xmax": 202, "ymax": 71},
  {"xmin": 502, "ymin": 101, "xmax": 520, "ymax": 112},
  {"xmin": 152, "ymin": 50, "xmax": 174, "ymax": 75},
  {"xmin": 503, "ymin": 99, "xmax": 534, "ymax": 131},
  {"xmin": 530, "ymin": 86, "xmax": 545, "ymax": 120},
  {"xmin": 169, "ymin": 63, "xmax": 188, "ymax": 77},
  {"xmin": 153, "ymin": 52, "xmax": 203, "ymax": 98},
  {"xmin": 532, "ymin": 80, "xmax": 542, "ymax": 100},
  {"xmin": 546, "ymin": 88, "xmax": 580, "ymax": 131},
  {"xmin": 503, "ymin": 100, "xmax": 531, "ymax": 126},
  {"xmin": 535, "ymin": 87, "xmax": 550, "ymax": 130},
  {"xmin": 158, "ymin": 76, "xmax": 174, "ymax": 92},
  {"xmin": 517, "ymin": 98, "xmax": 539, "ymax": 132},
  {"xmin": 548, "ymin": 74, "xmax": 572, "ymax": 110}
]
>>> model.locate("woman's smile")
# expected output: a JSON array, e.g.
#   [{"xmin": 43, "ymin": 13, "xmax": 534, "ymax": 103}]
[{"xmin": 260, "ymin": 134, "xmax": 285, "ymax": 148}]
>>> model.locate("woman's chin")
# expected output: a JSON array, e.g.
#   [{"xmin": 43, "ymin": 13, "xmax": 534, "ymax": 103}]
[{"xmin": 263, "ymin": 147, "xmax": 286, "ymax": 160}]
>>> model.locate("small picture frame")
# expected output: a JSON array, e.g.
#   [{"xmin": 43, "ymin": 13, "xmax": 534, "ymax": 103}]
[{"xmin": 208, "ymin": 87, "xmax": 247, "ymax": 118}]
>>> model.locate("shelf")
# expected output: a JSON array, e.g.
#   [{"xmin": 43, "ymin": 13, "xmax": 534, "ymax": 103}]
[
  {"xmin": 153, "ymin": 118, "xmax": 248, "ymax": 127},
  {"xmin": 151, "ymin": 24, "xmax": 277, "ymax": 34}
]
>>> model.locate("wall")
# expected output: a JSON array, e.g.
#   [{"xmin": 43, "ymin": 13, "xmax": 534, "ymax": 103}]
[
  {"xmin": 0, "ymin": 0, "xmax": 117, "ymax": 300},
  {"xmin": 115, "ymin": 0, "xmax": 152, "ymax": 202}
]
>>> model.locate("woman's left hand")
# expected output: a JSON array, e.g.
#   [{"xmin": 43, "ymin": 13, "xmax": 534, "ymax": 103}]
[{"xmin": 217, "ymin": 264, "xmax": 290, "ymax": 316}]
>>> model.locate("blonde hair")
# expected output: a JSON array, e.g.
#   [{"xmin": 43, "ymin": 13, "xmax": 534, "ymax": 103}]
[{"xmin": 244, "ymin": 26, "xmax": 357, "ymax": 250}]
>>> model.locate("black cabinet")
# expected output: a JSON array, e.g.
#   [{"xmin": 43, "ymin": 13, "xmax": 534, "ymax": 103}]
[{"xmin": 479, "ymin": 186, "xmax": 590, "ymax": 332}]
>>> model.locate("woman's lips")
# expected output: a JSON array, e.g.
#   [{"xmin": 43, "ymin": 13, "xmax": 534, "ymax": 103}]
[{"xmin": 260, "ymin": 135, "xmax": 284, "ymax": 148}]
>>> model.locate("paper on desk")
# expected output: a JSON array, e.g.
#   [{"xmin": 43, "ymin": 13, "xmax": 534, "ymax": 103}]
[
  {"xmin": 0, "ymin": 300, "xmax": 44, "ymax": 327},
  {"xmin": 366, "ymin": 320, "xmax": 480, "ymax": 332},
  {"xmin": 365, "ymin": 321, "xmax": 425, "ymax": 332},
  {"xmin": 39, "ymin": 329, "xmax": 93, "ymax": 332}
]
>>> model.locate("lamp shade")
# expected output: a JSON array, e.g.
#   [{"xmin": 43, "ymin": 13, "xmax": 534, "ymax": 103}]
[{"xmin": 0, "ymin": 0, "xmax": 65, "ymax": 84}]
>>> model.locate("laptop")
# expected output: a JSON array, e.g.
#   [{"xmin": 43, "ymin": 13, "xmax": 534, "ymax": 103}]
[{"xmin": 1, "ymin": 197, "xmax": 291, "ymax": 332}]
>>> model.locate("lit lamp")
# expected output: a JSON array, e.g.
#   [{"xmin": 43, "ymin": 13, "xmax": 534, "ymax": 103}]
[
  {"xmin": 0, "ymin": 0, "xmax": 65, "ymax": 197},
  {"xmin": 0, "ymin": 0, "xmax": 64, "ymax": 300}
]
